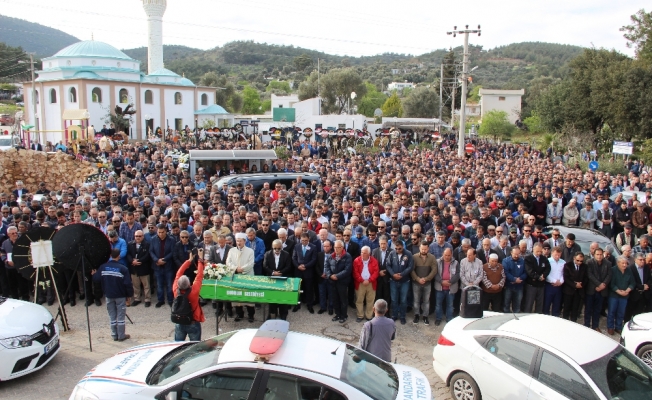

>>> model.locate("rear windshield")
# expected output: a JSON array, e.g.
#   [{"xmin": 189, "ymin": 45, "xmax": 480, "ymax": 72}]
[
  {"xmin": 463, "ymin": 314, "xmax": 527, "ymax": 331},
  {"xmin": 0, "ymin": 138, "xmax": 13, "ymax": 146},
  {"xmin": 340, "ymin": 344, "xmax": 398, "ymax": 400}
]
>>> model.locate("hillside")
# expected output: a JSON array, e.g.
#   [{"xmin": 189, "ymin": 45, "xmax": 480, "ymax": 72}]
[
  {"xmin": 122, "ymin": 45, "xmax": 204, "ymax": 72},
  {"xmin": 0, "ymin": 14, "xmax": 79, "ymax": 57},
  {"xmin": 122, "ymin": 40, "xmax": 584, "ymax": 91}
]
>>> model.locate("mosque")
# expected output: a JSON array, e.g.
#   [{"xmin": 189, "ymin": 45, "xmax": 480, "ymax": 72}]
[{"xmin": 22, "ymin": 0, "xmax": 230, "ymax": 143}]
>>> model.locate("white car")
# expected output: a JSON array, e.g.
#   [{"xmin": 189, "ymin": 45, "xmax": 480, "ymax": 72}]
[
  {"xmin": 70, "ymin": 322, "xmax": 432, "ymax": 400},
  {"xmin": 0, "ymin": 297, "xmax": 60, "ymax": 381},
  {"xmin": 433, "ymin": 312, "xmax": 652, "ymax": 400},
  {"xmin": 621, "ymin": 312, "xmax": 652, "ymax": 367}
]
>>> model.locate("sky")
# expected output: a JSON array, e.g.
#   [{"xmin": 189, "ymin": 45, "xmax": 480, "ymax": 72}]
[{"xmin": 0, "ymin": 0, "xmax": 648, "ymax": 57}]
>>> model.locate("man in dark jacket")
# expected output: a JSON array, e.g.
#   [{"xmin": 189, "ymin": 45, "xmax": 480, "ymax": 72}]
[
  {"xmin": 93, "ymin": 248, "xmax": 134, "ymax": 341},
  {"xmin": 562, "ymin": 252, "xmax": 588, "ymax": 322},
  {"xmin": 387, "ymin": 240, "xmax": 414, "ymax": 324},
  {"xmin": 173, "ymin": 231, "xmax": 195, "ymax": 279},
  {"xmin": 126, "ymin": 230, "xmax": 151, "ymax": 307},
  {"xmin": 325, "ymin": 240, "xmax": 353, "ymax": 323},
  {"xmin": 149, "ymin": 224, "xmax": 176, "ymax": 307},
  {"xmin": 316, "ymin": 239, "xmax": 335, "ymax": 315},
  {"xmin": 523, "ymin": 243, "xmax": 551, "ymax": 313},
  {"xmin": 262, "ymin": 239, "xmax": 293, "ymax": 320},
  {"xmin": 584, "ymin": 248, "xmax": 612, "ymax": 331}
]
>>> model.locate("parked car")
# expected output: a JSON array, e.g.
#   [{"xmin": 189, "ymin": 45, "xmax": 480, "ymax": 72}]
[
  {"xmin": 0, "ymin": 114, "xmax": 14, "ymax": 125},
  {"xmin": 214, "ymin": 172, "xmax": 321, "ymax": 193},
  {"xmin": 70, "ymin": 321, "xmax": 431, "ymax": 400},
  {"xmin": 433, "ymin": 312, "xmax": 652, "ymax": 400},
  {"xmin": 611, "ymin": 190, "xmax": 648, "ymax": 204},
  {"xmin": 0, "ymin": 135, "xmax": 20, "ymax": 151},
  {"xmin": 0, "ymin": 297, "xmax": 60, "ymax": 381},
  {"xmin": 621, "ymin": 312, "xmax": 652, "ymax": 368},
  {"xmin": 542, "ymin": 225, "xmax": 620, "ymax": 255}
]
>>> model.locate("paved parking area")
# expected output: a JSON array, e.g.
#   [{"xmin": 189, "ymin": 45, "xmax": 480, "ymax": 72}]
[{"xmin": 0, "ymin": 302, "xmax": 451, "ymax": 399}]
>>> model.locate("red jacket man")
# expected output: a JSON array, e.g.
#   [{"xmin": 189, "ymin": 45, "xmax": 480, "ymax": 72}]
[
  {"xmin": 352, "ymin": 247, "xmax": 380, "ymax": 321},
  {"xmin": 173, "ymin": 250, "xmax": 206, "ymax": 338},
  {"xmin": 353, "ymin": 252, "xmax": 380, "ymax": 290}
]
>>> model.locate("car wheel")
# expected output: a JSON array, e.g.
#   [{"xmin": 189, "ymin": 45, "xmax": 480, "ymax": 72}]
[
  {"xmin": 637, "ymin": 344, "xmax": 652, "ymax": 368},
  {"xmin": 450, "ymin": 372, "xmax": 481, "ymax": 400}
]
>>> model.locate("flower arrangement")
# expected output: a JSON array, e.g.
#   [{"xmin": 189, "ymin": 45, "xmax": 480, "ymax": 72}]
[{"xmin": 203, "ymin": 263, "xmax": 233, "ymax": 280}]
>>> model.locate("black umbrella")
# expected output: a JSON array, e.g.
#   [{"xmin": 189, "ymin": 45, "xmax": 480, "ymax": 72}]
[
  {"xmin": 13, "ymin": 227, "xmax": 57, "ymax": 280},
  {"xmin": 52, "ymin": 224, "xmax": 111, "ymax": 271}
]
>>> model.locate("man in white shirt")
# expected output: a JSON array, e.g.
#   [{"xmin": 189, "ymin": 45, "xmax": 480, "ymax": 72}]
[
  {"xmin": 544, "ymin": 247, "xmax": 565, "ymax": 317},
  {"xmin": 226, "ymin": 232, "xmax": 255, "ymax": 322}
]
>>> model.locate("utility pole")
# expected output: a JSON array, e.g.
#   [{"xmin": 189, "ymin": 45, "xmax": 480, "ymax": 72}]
[
  {"xmin": 448, "ymin": 25, "xmax": 481, "ymax": 157},
  {"xmin": 438, "ymin": 64, "xmax": 443, "ymax": 128}
]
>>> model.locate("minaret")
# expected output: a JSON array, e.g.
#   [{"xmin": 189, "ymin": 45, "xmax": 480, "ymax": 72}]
[{"xmin": 141, "ymin": 0, "xmax": 166, "ymax": 74}]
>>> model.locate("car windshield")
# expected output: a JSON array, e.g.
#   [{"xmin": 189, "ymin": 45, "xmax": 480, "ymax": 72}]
[
  {"xmin": 0, "ymin": 138, "xmax": 12, "ymax": 146},
  {"xmin": 340, "ymin": 344, "xmax": 398, "ymax": 400},
  {"xmin": 146, "ymin": 331, "xmax": 238, "ymax": 386},
  {"xmin": 581, "ymin": 346, "xmax": 652, "ymax": 400}
]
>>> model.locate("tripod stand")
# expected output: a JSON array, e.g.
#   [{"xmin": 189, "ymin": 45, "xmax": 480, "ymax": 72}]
[{"xmin": 33, "ymin": 265, "xmax": 69, "ymax": 331}]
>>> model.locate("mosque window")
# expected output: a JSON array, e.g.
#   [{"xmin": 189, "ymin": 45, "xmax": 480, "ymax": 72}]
[
  {"xmin": 50, "ymin": 89, "xmax": 57, "ymax": 104},
  {"xmin": 92, "ymin": 87, "xmax": 102, "ymax": 103},
  {"xmin": 201, "ymin": 93, "xmax": 208, "ymax": 106},
  {"xmin": 69, "ymin": 87, "xmax": 77, "ymax": 103},
  {"xmin": 175, "ymin": 92, "xmax": 182, "ymax": 105},
  {"xmin": 145, "ymin": 90, "xmax": 153, "ymax": 104},
  {"xmin": 119, "ymin": 88, "xmax": 129, "ymax": 103}
]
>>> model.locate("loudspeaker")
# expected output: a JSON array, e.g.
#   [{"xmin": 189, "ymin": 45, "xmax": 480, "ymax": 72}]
[{"xmin": 460, "ymin": 285, "xmax": 483, "ymax": 319}]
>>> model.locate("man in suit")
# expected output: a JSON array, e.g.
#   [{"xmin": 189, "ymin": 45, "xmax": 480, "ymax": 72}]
[
  {"xmin": 213, "ymin": 234, "xmax": 233, "ymax": 316},
  {"xmin": 277, "ymin": 228, "xmax": 295, "ymax": 260},
  {"xmin": 342, "ymin": 229, "xmax": 361, "ymax": 308},
  {"xmin": 149, "ymin": 224, "xmax": 176, "ymax": 307},
  {"xmin": 226, "ymin": 232, "xmax": 256, "ymax": 322},
  {"xmin": 262, "ymin": 239, "xmax": 293, "ymax": 320},
  {"xmin": 562, "ymin": 252, "xmax": 588, "ymax": 322},
  {"xmin": 492, "ymin": 236, "xmax": 509, "ymax": 263},
  {"xmin": 316, "ymin": 239, "xmax": 335, "ymax": 315},
  {"xmin": 126, "ymin": 230, "xmax": 152, "ymax": 307},
  {"xmin": 625, "ymin": 252, "xmax": 651, "ymax": 321},
  {"xmin": 373, "ymin": 236, "xmax": 398, "ymax": 311},
  {"xmin": 523, "ymin": 243, "xmax": 551, "ymax": 313},
  {"xmin": 292, "ymin": 232, "xmax": 318, "ymax": 313},
  {"xmin": 477, "ymin": 238, "xmax": 498, "ymax": 266},
  {"xmin": 12, "ymin": 180, "xmax": 28, "ymax": 200}
]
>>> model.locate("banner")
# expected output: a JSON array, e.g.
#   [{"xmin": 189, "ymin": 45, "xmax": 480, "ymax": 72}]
[{"xmin": 613, "ymin": 141, "xmax": 633, "ymax": 155}]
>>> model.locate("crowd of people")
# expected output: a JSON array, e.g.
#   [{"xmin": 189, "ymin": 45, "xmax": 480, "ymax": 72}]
[{"xmin": 0, "ymin": 135, "xmax": 651, "ymax": 343}]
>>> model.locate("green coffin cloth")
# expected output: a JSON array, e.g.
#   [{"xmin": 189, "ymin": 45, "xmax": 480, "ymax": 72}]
[{"xmin": 200, "ymin": 275, "xmax": 302, "ymax": 305}]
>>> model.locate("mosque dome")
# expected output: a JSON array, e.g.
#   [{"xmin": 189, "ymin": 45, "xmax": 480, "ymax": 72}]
[{"xmin": 50, "ymin": 40, "xmax": 134, "ymax": 61}]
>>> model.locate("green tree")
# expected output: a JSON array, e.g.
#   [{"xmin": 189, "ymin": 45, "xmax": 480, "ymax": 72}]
[
  {"xmin": 381, "ymin": 92, "xmax": 403, "ymax": 118},
  {"xmin": 266, "ymin": 80, "xmax": 292, "ymax": 94},
  {"xmin": 298, "ymin": 70, "xmax": 319, "ymax": 100},
  {"xmin": 478, "ymin": 110, "xmax": 515, "ymax": 141},
  {"xmin": 0, "ymin": 43, "xmax": 30, "ymax": 83},
  {"xmin": 403, "ymin": 87, "xmax": 440, "ymax": 118},
  {"xmin": 621, "ymin": 9, "xmax": 652, "ymax": 64},
  {"xmin": 357, "ymin": 82, "xmax": 387, "ymax": 117},
  {"xmin": 523, "ymin": 112, "xmax": 545, "ymax": 133},
  {"xmin": 199, "ymin": 72, "xmax": 243, "ymax": 113},
  {"xmin": 261, "ymin": 99, "xmax": 272, "ymax": 112},
  {"xmin": 294, "ymin": 54, "xmax": 313, "ymax": 72},
  {"xmin": 241, "ymin": 86, "xmax": 262, "ymax": 114},
  {"xmin": 319, "ymin": 68, "xmax": 367, "ymax": 114}
]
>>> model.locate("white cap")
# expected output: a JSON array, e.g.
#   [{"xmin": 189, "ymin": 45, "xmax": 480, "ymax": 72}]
[{"xmin": 235, "ymin": 232, "xmax": 247, "ymax": 240}]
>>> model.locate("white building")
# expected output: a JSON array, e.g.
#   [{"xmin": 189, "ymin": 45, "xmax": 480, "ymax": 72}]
[
  {"xmin": 386, "ymin": 82, "xmax": 415, "ymax": 92},
  {"xmin": 271, "ymin": 94, "xmax": 299, "ymax": 109},
  {"xmin": 478, "ymin": 89, "xmax": 524, "ymax": 124},
  {"xmin": 21, "ymin": 0, "xmax": 223, "ymax": 144}
]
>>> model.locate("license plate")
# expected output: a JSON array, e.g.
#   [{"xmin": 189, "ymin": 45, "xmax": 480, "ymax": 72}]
[{"xmin": 44, "ymin": 335, "xmax": 58, "ymax": 355}]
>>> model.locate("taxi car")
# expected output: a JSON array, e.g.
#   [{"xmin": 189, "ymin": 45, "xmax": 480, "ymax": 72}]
[
  {"xmin": 433, "ymin": 312, "xmax": 652, "ymax": 400},
  {"xmin": 70, "ymin": 320, "xmax": 431, "ymax": 400},
  {"xmin": 0, "ymin": 297, "xmax": 60, "ymax": 381},
  {"xmin": 621, "ymin": 312, "xmax": 652, "ymax": 367}
]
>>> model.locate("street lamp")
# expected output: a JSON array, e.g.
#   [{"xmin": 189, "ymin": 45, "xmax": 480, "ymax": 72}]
[
  {"xmin": 350, "ymin": 91, "xmax": 356, "ymax": 114},
  {"xmin": 393, "ymin": 116, "xmax": 398, "ymax": 128}
]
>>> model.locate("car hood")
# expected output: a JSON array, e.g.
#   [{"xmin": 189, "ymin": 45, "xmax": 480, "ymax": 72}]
[
  {"xmin": 632, "ymin": 313, "xmax": 652, "ymax": 329},
  {"xmin": 75, "ymin": 342, "xmax": 185, "ymax": 395},
  {"xmin": 0, "ymin": 297, "xmax": 53, "ymax": 338},
  {"xmin": 393, "ymin": 363, "xmax": 432, "ymax": 400}
]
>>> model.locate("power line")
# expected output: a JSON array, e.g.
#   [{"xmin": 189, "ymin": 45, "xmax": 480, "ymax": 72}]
[{"xmin": 0, "ymin": 0, "xmax": 438, "ymax": 53}]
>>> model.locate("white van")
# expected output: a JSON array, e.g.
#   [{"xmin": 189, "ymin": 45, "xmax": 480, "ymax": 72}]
[{"xmin": 0, "ymin": 135, "xmax": 20, "ymax": 151}]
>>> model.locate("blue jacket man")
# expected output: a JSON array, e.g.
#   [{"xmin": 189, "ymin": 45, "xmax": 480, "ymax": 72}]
[
  {"xmin": 108, "ymin": 231, "xmax": 128, "ymax": 266},
  {"xmin": 502, "ymin": 250, "xmax": 527, "ymax": 313},
  {"xmin": 246, "ymin": 230, "xmax": 265, "ymax": 275},
  {"xmin": 93, "ymin": 248, "xmax": 133, "ymax": 341},
  {"xmin": 386, "ymin": 242, "xmax": 414, "ymax": 323},
  {"xmin": 149, "ymin": 225, "xmax": 176, "ymax": 307}
]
